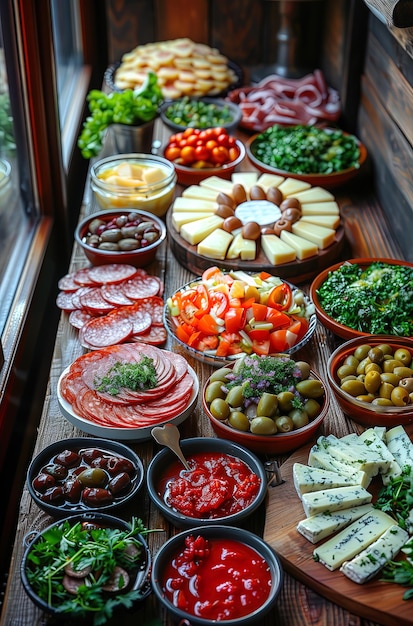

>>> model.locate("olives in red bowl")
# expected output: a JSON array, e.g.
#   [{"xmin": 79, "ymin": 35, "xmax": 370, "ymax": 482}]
[{"xmin": 27, "ymin": 438, "xmax": 144, "ymax": 517}]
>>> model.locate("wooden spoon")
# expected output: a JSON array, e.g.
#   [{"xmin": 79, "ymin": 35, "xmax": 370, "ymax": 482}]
[{"xmin": 151, "ymin": 423, "xmax": 190, "ymax": 470}]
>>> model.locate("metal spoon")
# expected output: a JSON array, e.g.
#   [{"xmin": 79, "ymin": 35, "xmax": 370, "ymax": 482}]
[{"xmin": 151, "ymin": 423, "xmax": 190, "ymax": 470}]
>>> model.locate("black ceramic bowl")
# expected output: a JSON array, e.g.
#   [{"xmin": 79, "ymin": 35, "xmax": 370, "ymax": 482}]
[
  {"xmin": 27, "ymin": 437, "xmax": 144, "ymax": 517},
  {"xmin": 21, "ymin": 513, "xmax": 151, "ymax": 619},
  {"xmin": 147, "ymin": 437, "xmax": 268, "ymax": 528},
  {"xmin": 151, "ymin": 524, "xmax": 283, "ymax": 626}
]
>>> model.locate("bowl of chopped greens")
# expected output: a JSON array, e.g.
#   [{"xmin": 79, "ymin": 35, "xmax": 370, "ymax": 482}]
[
  {"xmin": 327, "ymin": 334, "xmax": 413, "ymax": 426},
  {"xmin": 310, "ymin": 258, "xmax": 413, "ymax": 340},
  {"xmin": 160, "ymin": 96, "xmax": 242, "ymax": 133},
  {"xmin": 246, "ymin": 125, "xmax": 367, "ymax": 188},
  {"xmin": 21, "ymin": 514, "xmax": 151, "ymax": 624},
  {"xmin": 203, "ymin": 354, "xmax": 329, "ymax": 455}
]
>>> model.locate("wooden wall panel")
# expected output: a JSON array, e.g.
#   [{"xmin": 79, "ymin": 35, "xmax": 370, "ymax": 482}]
[
  {"xmin": 105, "ymin": 0, "xmax": 155, "ymax": 63},
  {"xmin": 155, "ymin": 0, "xmax": 208, "ymax": 43},
  {"xmin": 210, "ymin": 0, "xmax": 263, "ymax": 65}
]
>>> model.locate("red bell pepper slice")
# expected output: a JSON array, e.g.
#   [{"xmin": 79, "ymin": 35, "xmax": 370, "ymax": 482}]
[
  {"xmin": 267, "ymin": 283, "xmax": 293, "ymax": 311},
  {"xmin": 197, "ymin": 313, "xmax": 220, "ymax": 335}
]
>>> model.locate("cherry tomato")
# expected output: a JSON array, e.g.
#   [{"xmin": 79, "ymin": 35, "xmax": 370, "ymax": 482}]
[
  {"xmin": 180, "ymin": 145, "xmax": 196, "ymax": 164},
  {"xmin": 217, "ymin": 133, "xmax": 231, "ymax": 147},
  {"xmin": 185, "ymin": 134, "xmax": 199, "ymax": 147},
  {"xmin": 195, "ymin": 145, "xmax": 210, "ymax": 161},
  {"xmin": 206, "ymin": 139, "xmax": 218, "ymax": 151},
  {"xmin": 165, "ymin": 146, "xmax": 181, "ymax": 161},
  {"xmin": 211, "ymin": 146, "xmax": 229, "ymax": 164},
  {"xmin": 229, "ymin": 146, "xmax": 240, "ymax": 161},
  {"xmin": 212, "ymin": 127, "xmax": 226, "ymax": 137},
  {"xmin": 183, "ymin": 127, "xmax": 196, "ymax": 137}
]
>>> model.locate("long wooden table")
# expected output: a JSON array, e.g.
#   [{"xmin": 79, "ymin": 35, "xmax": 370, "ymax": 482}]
[{"xmin": 0, "ymin": 121, "xmax": 408, "ymax": 626}]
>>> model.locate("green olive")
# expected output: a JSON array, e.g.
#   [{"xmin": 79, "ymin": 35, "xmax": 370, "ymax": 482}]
[
  {"xmin": 393, "ymin": 366, "xmax": 413, "ymax": 379},
  {"xmin": 250, "ymin": 416, "xmax": 277, "ymax": 435},
  {"xmin": 205, "ymin": 381, "xmax": 226, "ymax": 404},
  {"xmin": 391, "ymin": 386, "xmax": 410, "ymax": 407},
  {"xmin": 364, "ymin": 370, "xmax": 381, "ymax": 393},
  {"xmin": 372, "ymin": 397, "xmax": 393, "ymax": 406},
  {"xmin": 340, "ymin": 375, "xmax": 358, "ymax": 384},
  {"xmin": 400, "ymin": 378, "xmax": 413, "ymax": 392},
  {"xmin": 295, "ymin": 361, "xmax": 311, "ymax": 379},
  {"xmin": 382, "ymin": 359, "xmax": 404, "ymax": 373},
  {"xmin": 289, "ymin": 409, "xmax": 309, "ymax": 429},
  {"xmin": 365, "ymin": 362, "xmax": 381, "ymax": 374},
  {"xmin": 356, "ymin": 394, "xmax": 375, "ymax": 403},
  {"xmin": 296, "ymin": 379, "xmax": 324, "ymax": 399},
  {"xmin": 354, "ymin": 344, "xmax": 372, "ymax": 361},
  {"xmin": 209, "ymin": 398, "xmax": 230, "ymax": 420},
  {"xmin": 368, "ymin": 347, "xmax": 385, "ymax": 364},
  {"xmin": 209, "ymin": 367, "xmax": 232, "ymax": 383},
  {"xmin": 77, "ymin": 468, "xmax": 108, "ymax": 487},
  {"xmin": 379, "ymin": 382, "xmax": 394, "ymax": 400},
  {"xmin": 356, "ymin": 357, "xmax": 371, "ymax": 375},
  {"xmin": 376, "ymin": 343, "xmax": 393, "ymax": 355},
  {"xmin": 340, "ymin": 379, "xmax": 366, "ymax": 397},
  {"xmin": 394, "ymin": 348, "xmax": 412, "ymax": 367},
  {"xmin": 303, "ymin": 398, "xmax": 321, "ymax": 419},
  {"xmin": 277, "ymin": 391, "xmax": 294, "ymax": 412},
  {"xmin": 380, "ymin": 372, "xmax": 401, "ymax": 387},
  {"xmin": 225, "ymin": 385, "xmax": 244, "ymax": 407},
  {"xmin": 275, "ymin": 415, "xmax": 294, "ymax": 433},
  {"xmin": 337, "ymin": 364, "xmax": 357, "ymax": 380},
  {"xmin": 228, "ymin": 411, "xmax": 250, "ymax": 431},
  {"xmin": 257, "ymin": 392, "xmax": 278, "ymax": 417},
  {"xmin": 344, "ymin": 355, "xmax": 359, "ymax": 368}
]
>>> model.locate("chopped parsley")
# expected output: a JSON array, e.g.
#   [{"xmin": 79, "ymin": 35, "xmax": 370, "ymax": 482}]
[
  {"xmin": 316, "ymin": 261, "xmax": 413, "ymax": 336},
  {"xmin": 94, "ymin": 356, "xmax": 157, "ymax": 395}
]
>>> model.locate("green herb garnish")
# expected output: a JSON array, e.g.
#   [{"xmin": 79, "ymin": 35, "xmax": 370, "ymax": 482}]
[
  {"xmin": 164, "ymin": 96, "xmax": 234, "ymax": 128},
  {"xmin": 94, "ymin": 356, "xmax": 157, "ymax": 395},
  {"xmin": 77, "ymin": 71, "xmax": 163, "ymax": 159},
  {"xmin": 381, "ymin": 559, "xmax": 413, "ymax": 600},
  {"xmin": 25, "ymin": 517, "xmax": 148, "ymax": 625},
  {"xmin": 374, "ymin": 466, "xmax": 413, "ymax": 530},
  {"xmin": 316, "ymin": 261, "xmax": 413, "ymax": 336}
]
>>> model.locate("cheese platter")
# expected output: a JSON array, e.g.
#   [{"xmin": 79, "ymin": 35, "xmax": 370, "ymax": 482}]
[{"xmin": 264, "ymin": 426, "xmax": 413, "ymax": 626}]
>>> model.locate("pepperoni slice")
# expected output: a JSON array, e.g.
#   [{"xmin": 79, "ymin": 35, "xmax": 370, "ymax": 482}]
[
  {"xmin": 79, "ymin": 288, "xmax": 116, "ymax": 315},
  {"xmin": 79, "ymin": 316, "xmax": 133, "ymax": 349},
  {"xmin": 56, "ymin": 291, "xmax": 78, "ymax": 312},
  {"xmin": 68, "ymin": 309, "xmax": 97, "ymax": 329},
  {"xmin": 72, "ymin": 267, "xmax": 97, "ymax": 286},
  {"xmin": 87, "ymin": 264, "xmax": 138, "ymax": 285},
  {"xmin": 109, "ymin": 303, "xmax": 152, "ymax": 335},
  {"xmin": 101, "ymin": 283, "xmax": 134, "ymax": 306},
  {"xmin": 131, "ymin": 325, "xmax": 167, "ymax": 345},
  {"xmin": 133, "ymin": 296, "xmax": 165, "ymax": 325},
  {"xmin": 58, "ymin": 272, "xmax": 82, "ymax": 292},
  {"xmin": 122, "ymin": 275, "xmax": 163, "ymax": 299}
]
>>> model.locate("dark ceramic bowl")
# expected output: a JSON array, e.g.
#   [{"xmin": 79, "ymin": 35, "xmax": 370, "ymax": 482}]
[
  {"xmin": 75, "ymin": 209, "xmax": 166, "ymax": 267},
  {"xmin": 327, "ymin": 335, "xmax": 413, "ymax": 427},
  {"xmin": 160, "ymin": 97, "xmax": 242, "ymax": 133},
  {"xmin": 147, "ymin": 437, "xmax": 268, "ymax": 528},
  {"xmin": 151, "ymin": 524, "xmax": 283, "ymax": 626},
  {"xmin": 27, "ymin": 437, "xmax": 144, "ymax": 517},
  {"xmin": 21, "ymin": 513, "xmax": 151, "ymax": 619}
]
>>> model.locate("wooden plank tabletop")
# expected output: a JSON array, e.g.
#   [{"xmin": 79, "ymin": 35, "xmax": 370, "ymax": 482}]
[{"xmin": 0, "ymin": 121, "xmax": 407, "ymax": 626}]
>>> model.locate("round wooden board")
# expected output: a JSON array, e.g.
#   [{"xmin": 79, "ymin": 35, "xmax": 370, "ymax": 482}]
[
  {"xmin": 166, "ymin": 209, "xmax": 346, "ymax": 283},
  {"xmin": 263, "ymin": 445, "xmax": 413, "ymax": 626}
]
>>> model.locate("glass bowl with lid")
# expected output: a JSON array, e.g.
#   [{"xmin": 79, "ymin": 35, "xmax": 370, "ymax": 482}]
[{"xmin": 90, "ymin": 153, "xmax": 177, "ymax": 217}]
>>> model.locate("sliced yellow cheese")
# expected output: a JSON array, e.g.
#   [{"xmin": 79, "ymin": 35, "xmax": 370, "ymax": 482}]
[
  {"xmin": 257, "ymin": 173, "xmax": 285, "ymax": 190},
  {"xmin": 280, "ymin": 230, "xmax": 318, "ymax": 259},
  {"xmin": 182, "ymin": 185, "xmax": 218, "ymax": 201},
  {"xmin": 261, "ymin": 234, "xmax": 296, "ymax": 265},
  {"xmin": 180, "ymin": 215, "xmax": 224, "ymax": 245},
  {"xmin": 231, "ymin": 172, "xmax": 258, "ymax": 192},
  {"xmin": 300, "ymin": 214, "xmax": 341, "ymax": 229},
  {"xmin": 197, "ymin": 229, "xmax": 233, "ymax": 260},
  {"xmin": 300, "ymin": 201, "xmax": 340, "ymax": 215},
  {"xmin": 172, "ymin": 211, "xmax": 215, "ymax": 231},
  {"xmin": 292, "ymin": 221, "xmax": 336, "ymax": 249},
  {"xmin": 293, "ymin": 186, "xmax": 335, "ymax": 203},
  {"xmin": 278, "ymin": 178, "xmax": 311, "ymax": 197},
  {"xmin": 226, "ymin": 232, "xmax": 256, "ymax": 260},
  {"xmin": 199, "ymin": 176, "xmax": 234, "ymax": 194},
  {"xmin": 172, "ymin": 196, "xmax": 217, "ymax": 212}
]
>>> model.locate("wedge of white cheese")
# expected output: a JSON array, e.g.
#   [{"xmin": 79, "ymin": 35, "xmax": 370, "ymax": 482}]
[
  {"xmin": 197, "ymin": 229, "xmax": 233, "ymax": 260},
  {"xmin": 297, "ymin": 503, "xmax": 375, "ymax": 544},
  {"xmin": 182, "ymin": 185, "xmax": 219, "ymax": 201},
  {"xmin": 172, "ymin": 211, "xmax": 215, "ymax": 231},
  {"xmin": 385, "ymin": 425, "xmax": 413, "ymax": 469},
  {"xmin": 300, "ymin": 214, "xmax": 341, "ymax": 229},
  {"xmin": 301, "ymin": 485, "xmax": 372, "ymax": 518},
  {"xmin": 293, "ymin": 186, "xmax": 335, "ymax": 203},
  {"xmin": 340, "ymin": 524, "xmax": 409, "ymax": 583},
  {"xmin": 308, "ymin": 443, "xmax": 371, "ymax": 488},
  {"xmin": 226, "ymin": 232, "xmax": 256, "ymax": 260},
  {"xmin": 280, "ymin": 230, "xmax": 318, "ymax": 260},
  {"xmin": 313, "ymin": 509, "xmax": 396, "ymax": 571},
  {"xmin": 257, "ymin": 173, "xmax": 285, "ymax": 190},
  {"xmin": 261, "ymin": 234, "xmax": 296, "ymax": 265},
  {"xmin": 300, "ymin": 201, "xmax": 340, "ymax": 216},
  {"xmin": 316, "ymin": 434, "xmax": 391, "ymax": 478},
  {"xmin": 180, "ymin": 215, "xmax": 224, "ymax": 245},
  {"xmin": 199, "ymin": 176, "xmax": 234, "ymax": 194},
  {"xmin": 278, "ymin": 177, "xmax": 311, "ymax": 196},
  {"xmin": 356, "ymin": 429, "xmax": 402, "ymax": 484},
  {"xmin": 231, "ymin": 171, "xmax": 258, "ymax": 191},
  {"xmin": 172, "ymin": 196, "xmax": 218, "ymax": 212},
  {"xmin": 292, "ymin": 221, "xmax": 336, "ymax": 249},
  {"xmin": 293, "ymin": 462, "xmax": 364, "ymax": 498}
]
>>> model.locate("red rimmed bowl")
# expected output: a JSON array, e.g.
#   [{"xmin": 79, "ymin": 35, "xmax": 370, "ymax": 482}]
[
  {"xmin": 202, "ymin": 356, "xmax": 329, "ymax": 456},
  {"xmin": 327, "ymin": 335, "xmax": 413, "ymax": 427},
  {"xmin": 310, "ymin": 257, "xmax": 413, "ymax": 340}
]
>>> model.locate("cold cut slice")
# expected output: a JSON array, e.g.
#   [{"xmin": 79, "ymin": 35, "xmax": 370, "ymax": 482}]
[
  {"xmin": 79, "ymin": 316, "xmax": 133, "ymax": 349},
  {"xmin": 87, "ymin": 263, "xmax": 138, "ymax": 285}
]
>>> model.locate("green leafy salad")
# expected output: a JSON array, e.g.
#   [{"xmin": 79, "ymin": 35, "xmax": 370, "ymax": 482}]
[{"xmin": 316, "ymin": 261, "xmax": 413, "ymax": 336}]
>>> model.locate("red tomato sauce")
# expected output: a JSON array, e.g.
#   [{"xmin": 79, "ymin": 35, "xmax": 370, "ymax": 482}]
[
  {"xmin": 162, "ymin": 534, "xmax": 272, "ymax": 620},
  {"xmin": 157, "ymin": 452, "xmax": 261, "ymax": 519}
]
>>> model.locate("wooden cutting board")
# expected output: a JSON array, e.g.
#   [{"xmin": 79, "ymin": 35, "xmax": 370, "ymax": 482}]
[{"xmin": 264, "ymin": 445, "xmax": 413, "ymax": 626}]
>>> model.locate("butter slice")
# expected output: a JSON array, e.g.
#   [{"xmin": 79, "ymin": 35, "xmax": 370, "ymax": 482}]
[
  {"xmin": 278, "ymin": 177, "xmax": 311, "ymax": 196},
  {"xmin": 172, "ymin": 196, "xmax": 217, "ymax": 212},
  {"xmin": 172, "ymin": 211, "xmax": 214, "ymax": 231},
  {"xmin": 293, "ymin": 187, "xmax": 335, "ymax": 203},
  {"xmin": 261, "ymin": 234, "xmax": 296, "ymax": 265},
  {"xmin": 197, "ymin": 229, "xmax": 233, "ymax": 260},
  {"xmin": 297, "ymin": 503, "xmax": 374, "ymax": 544},
  {"xmin": 280, "ymin": 230, "xmax": 318, "ymax": 259},
  {"xmin": 180, "ymin": 215, "xmax": 224, "ymax": 245},
  {"xmin": 340, "ymin": 524, "xmax": 409, "ymax": 583},
  {"xmin": 292, "ymin": 221, "xmax": 336, "ymax": 249},
  {"xmin": 313, "ymin": 509, "xmax": 396, "ymax": 571},
  {"xmin": 301, "ymin": 485, "xmax": 372, "ymax": 518}
]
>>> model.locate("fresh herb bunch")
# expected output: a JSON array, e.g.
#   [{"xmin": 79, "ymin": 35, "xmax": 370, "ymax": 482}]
[
  {"xmin": 94, "ymin": 356, "xmax": 157, "ymax": 396},
  {"xmin": 375, "ymin": 467, "xmax": 413, "ymax": 531},
  {"xmin": 77, "ymin": 71, "xmax": 163, "ymax": 159},
  {"xmin": 225, "ymin": 354, "xmax": 304, "ymax": 407},
  {"xmin": 252, "ymin": 124, "xmax": 360, "ymax": 174},
  {"xmin": 0, "ymin": 93, "xmax": 16, "ymax": 154},
  {"xmin": 25, "ymin": 517, "xmax": 148, "ymax": 625},
  {"xmin": 316, "ymin": 261, "xmax": 413, "ymax": 336},
  {"xmin": 381, "ymin": 559, "xmax": 413, "ymax": 600}
]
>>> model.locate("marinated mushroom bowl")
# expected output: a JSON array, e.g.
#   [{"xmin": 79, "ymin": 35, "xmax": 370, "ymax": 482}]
[
  {"xmin": 327, "ymin": 335, "xmax": 413, "ymax": 427},
  {"xmin": 151, "ymin": 524, "xmax": 283, "ymax": 626},
  {"xmin": 21, "ymin": 513, "xmax": 151, "ymax": 623},
  {"xmin": 27, "ymin": 437, "xmax": 144, "ymax": 517},
  {"xmin": 203, "ymin": 354, "xmax": 329, "ymax": 455},
  {"xmin": 75, "ymin": 209, "xmax": 166, "ymax": 267},
  {"xmin": 147, "ymin": 436, "xmax": 268, "ymax": 528}
]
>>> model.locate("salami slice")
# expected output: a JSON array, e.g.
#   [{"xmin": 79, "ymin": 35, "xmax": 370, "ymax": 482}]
[
  {"xmin": 58, "ymin": 272, "xmax": 82, "ymax": 292},
  {"xmin": 133, "ymin": 296, "xmax": 165, "ymax": 326},
  {"xmin": 68, "ymin": 309, "xmax": 96, "ymax": 329},
  {"xmin": 79, "ymin": 316, "xmax": 133, "ymax": 349},
  {"xmin": 56, "ymin": 291, "xmax": 79, "ymax": 312},
  {"xmin": 101, "ymin": 283, "xmax": 134, "ymax": 306},
  {"xmin": 79, "ymin": 288, "xmax": 116, "ymax": 315},
  {"xmin": 87, "ymin": 264, "xmax": 138, "ymax": 285},
  {"xmin": 132, "ymin": 325, "xmax": 167, "ymax": 345},
  {"xmin": 72, "ymin": 267, "xmax": 97, "ymax": 286},
  {"xmin": 109, "ymin": 304, "xmax": 152, "ymax": 336},
  {"xmin": 122, "ymin": 275, "xmax": 163, "ymax": 299}
]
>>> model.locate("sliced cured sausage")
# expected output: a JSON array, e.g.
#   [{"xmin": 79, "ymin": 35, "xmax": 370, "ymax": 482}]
[
  {"xmin": 122, "ymin": 275, "xmax": 162, "ymax": 299},
  {"xmin": 87, "ymin": 263, "xmax": 138, "ymax": 285},
  {"xmin": 79, "ymin": 316, "xmax": 133, "ymax": 349},
  {"xmin": 101, "ymin": 283, "xmax": 135, "ymax": 306}
]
